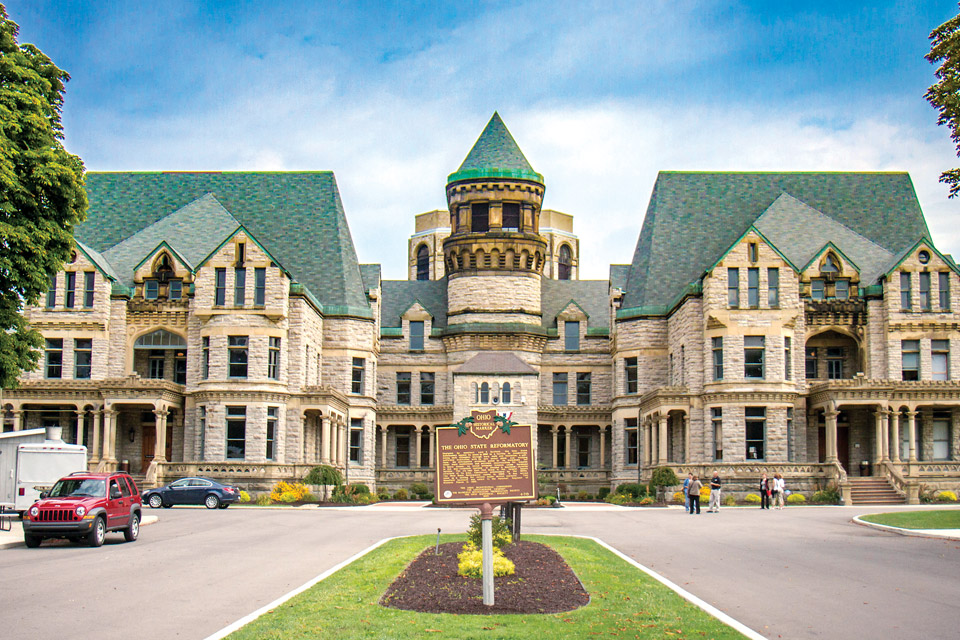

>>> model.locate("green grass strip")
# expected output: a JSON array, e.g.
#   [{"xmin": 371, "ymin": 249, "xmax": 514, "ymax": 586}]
[
  {"xmin": 861, "ymin": 510, "xmax": 960, "ymax": 530},
  {"xmin": 226, "ymin": 534, "xmax": 747, "ymax": 639}
]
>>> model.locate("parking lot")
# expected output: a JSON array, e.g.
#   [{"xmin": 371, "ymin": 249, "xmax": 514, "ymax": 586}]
[{"xmin": 1, "ymin": 503, "xmax": 958, "ymax": 639}]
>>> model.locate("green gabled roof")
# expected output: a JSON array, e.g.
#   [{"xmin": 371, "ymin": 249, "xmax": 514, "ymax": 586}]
[
  {"xmin": 75, "ymin": 240, "xmax": 120, "ymax": 283},
  {"xmin": 879, "ymin": 237, "xmax": 960, "ymax": 277},
  {"xmin": 447, "ymin": 112, "xmax": 543, "ymax": 184},
  {"xmin": 623, "ymin": 172, "xmax": 931, "ymax": 309},
  {"xmin": 79, "ymin": 172, "xmax": 370, "ymax": 312},
  {"xmin": 379, "ymin": 279, "xmax": 448, "ymax": 328},
  {"xmin": 540, "ymin": 280, "xmax": 609, "ymax": 329}
]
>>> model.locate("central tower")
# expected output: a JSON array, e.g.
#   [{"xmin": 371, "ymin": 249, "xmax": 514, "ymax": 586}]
[{"xmin": 444, "ymin": 113, "xmax": 546, "ymax": 326}]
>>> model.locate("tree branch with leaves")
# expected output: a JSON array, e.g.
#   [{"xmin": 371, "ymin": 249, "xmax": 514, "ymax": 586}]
[
  {"xmin": 0, "ymin": 4, "xmax": 87, "ymax": 387},
  {"xmin": 926, "ymin": 6, "xmax": 960, "ymax": 198}
]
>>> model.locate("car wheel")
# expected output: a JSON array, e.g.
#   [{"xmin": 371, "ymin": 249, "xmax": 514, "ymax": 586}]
[
  {"xmin": 148, "ymin": 494, "xmax": 163, "ymax": 509},
  {"xmin": 87, "ymin": 516, "xmax": 106, "ymax": 547},
  {"xmin": 124, "ymin": 512, "xmax": 140, "ymax": 542},
  {"xmin": 204, "ymin": 494, "xmax": 220, "ymax": 509},
  {"xmin": 24, "ymin": 534, "xmax": 41, "ymax": 548}
]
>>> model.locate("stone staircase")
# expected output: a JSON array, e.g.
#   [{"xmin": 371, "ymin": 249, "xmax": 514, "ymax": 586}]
[
  {"xmin": 848, "ymin": 477, "xmax": 905, "ymax": 505},
  {"xmin": 128, "ymin": 474, "xmax": 149, "ymax": 492}
]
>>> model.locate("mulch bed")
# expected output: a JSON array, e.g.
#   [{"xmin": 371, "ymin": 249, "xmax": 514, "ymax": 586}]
[{"xmin": 380, "ymin": 541, "xmax": 590, "ymax": 615}]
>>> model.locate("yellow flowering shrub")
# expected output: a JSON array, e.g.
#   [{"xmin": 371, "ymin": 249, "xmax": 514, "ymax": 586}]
[
  {"xmin": 270, "ymin": 481, "xmax": 310, "ymax": 503},
  {"xmin": 787, "ymin": 493, "xmax": 807, "ymax": 504},
  {"xmin": 937, "ymin": 490, "xmax": 957, "ymax": 502},
  {"xmin": 673, "ymin": 491, "xmax": 685, "ymax": 504},
  {"xmin": 700, "ymin": 486, "xmax": 711, "ymax": 499},
  {"xmin": 745, "ymin": 493, "xmax": 761, "ymax": 504},
  {"xmin": 457, "ymin": 542, "xmax": 516, "ymax": 578},
  {"xmin": 238, "ymin": 490, "xmax": 252, "ymax": 503}
]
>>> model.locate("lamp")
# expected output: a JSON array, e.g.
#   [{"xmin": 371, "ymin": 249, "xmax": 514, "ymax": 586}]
[{"xmin": 128, "ymin": 426, "xmax": 136, "ymax": 443}]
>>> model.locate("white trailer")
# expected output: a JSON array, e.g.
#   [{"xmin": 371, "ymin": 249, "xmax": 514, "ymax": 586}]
[{"xmin": 0, "ymin": 427, "xmax": 88, "ymax": 512}]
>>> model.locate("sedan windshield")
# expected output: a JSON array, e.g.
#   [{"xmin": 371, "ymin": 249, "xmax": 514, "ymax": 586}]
[{"xmin": 49, "ymin": 479, "xmax": 106, "ymax": 498}]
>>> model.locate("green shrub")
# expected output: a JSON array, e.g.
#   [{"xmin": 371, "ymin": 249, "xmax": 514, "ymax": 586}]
[
  {"xmin": 576, "ymin": 490, "xmax": 589, "ymax": 501},
  {"xmin": 302, "ymin": 465, "xmax": 344, "ymax": 487},
  {"xmin": 457, "ymin": 542, "xmax": 515, "ymax": 578},
  {"xmin": 650, "ymin": 467, "xmax": 679, "ymax": 489},
  {"xmin": 598, "ymin": 487, "xmax": 610, "ymax": 499},
  {"xmin": 811, "ymin": 487, "xmax": 841, "ymax": 504},
  {"xmin": 936, "ymin": 490, "xmax": 957, "ymax": 502},
  {"xmin": 394, "ymin": 488, "xmax": 408, "ymax": 500},
  {"xmin": 255, "ymin": 493, "xmax": 271, "ymax": 506},
  {"xmin": 466, "ymin": 514, "xmax": 512, "ymax": 549},
  {"xmin": 605, "ymin": 493, "xmax": 630, "ymax": 505},
  {"xmin": 347, "ymin": 483, "xmax": 370, "ymax": 495},
  {"xmin": 410, "ymin": 482, "xmax": 429, "ymax": 498},
  {"xmin": 615, "ymin": 483, "xmax": 645, "ymax": 498},
  {"xmin": 280, "ymin": 492, "xmax": 299, "ymax": 503},
  {"xmin": 722, "ymin": 494, "xmax": 737, "ymax": 506},
  {"xmin": 639, "ymin": 496, "xmax": 654, "ymax": 506},
  {"xmin": 744, "ymin": 493, "xmax": 761, "ymax": 504},
  {"xmin": 377, "ymin": 489, "xmax": 390, "ymax": 500},
  {"xmin": 239, "ymin": 490, "xmax": 252, "ymax": 503},
  {"xmin": 787, "ymin": 493, "xmax": 807, "ymax": 504}
]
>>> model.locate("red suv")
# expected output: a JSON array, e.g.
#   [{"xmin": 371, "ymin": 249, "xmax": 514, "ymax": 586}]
[{"xmin": 22, "ymin": 471, "xmax": 142, "ymax": 548}]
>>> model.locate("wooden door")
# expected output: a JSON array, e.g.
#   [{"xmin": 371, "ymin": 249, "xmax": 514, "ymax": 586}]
[
  {"xmin": 837, "ymin": 426, "xmax": 850, "ymax": 473},
  {"xmin": 142, "ymin": 424, "xmax": 156, "ymax": 473}
]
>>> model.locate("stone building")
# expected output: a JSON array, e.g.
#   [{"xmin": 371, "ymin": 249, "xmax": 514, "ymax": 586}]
[{"xmin": 3, "ymin": 113, "xmax": 959, "ymax": 502}]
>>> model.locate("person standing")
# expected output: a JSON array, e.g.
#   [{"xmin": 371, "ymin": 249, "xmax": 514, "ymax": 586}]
[
  {"xmin": 773, "ymin": 473, "xmax": 786, "ymax": 509},
  {"xmin": 708, "ymin": 471, "xmax": 722, "ymax": 512},
  {"xmin": 688, "ymin": 475, "xmax": 703, "ymax": 514},
  {"xmin": 759, "ymin": 473, "xmax": 770, "ymax": 509},
  {"xmin": 682, "ymin": 473, "xmax": 693, "ymax": 513}
]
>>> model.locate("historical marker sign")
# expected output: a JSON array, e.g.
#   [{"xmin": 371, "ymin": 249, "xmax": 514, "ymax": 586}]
[{"xmin": 435, "ymin": 410, "xmax": 536, "ymax": 504}]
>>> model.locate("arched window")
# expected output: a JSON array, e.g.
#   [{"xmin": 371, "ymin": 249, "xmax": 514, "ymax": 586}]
[
  {"xmin": 480, "ymin": 382, "xmax": 489, "ymax": 404},
  {"xmin": 154, "ymin": 254, "xmax": 174, "ymax": 282},
  {"xmin": 502, "ymin": 382, "xmax": 512, "ymax": 404},
  {"xmin": 822, "ymin": 253, "xmax": 839, "ymax": 273},
  {"xmin": 558, "ymin": 245, "xmax": 572, "ymax": 280},
  {"xmin": 416, "ymin": 245, "xmax": 429, "ymax": 281}
]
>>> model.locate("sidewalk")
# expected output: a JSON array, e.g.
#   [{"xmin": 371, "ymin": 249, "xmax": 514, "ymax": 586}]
[{"xmin": 0, "ymin": 515, "xmax": 159, "ymax": 549}]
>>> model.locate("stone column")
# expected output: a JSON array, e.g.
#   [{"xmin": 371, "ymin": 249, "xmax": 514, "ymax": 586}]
[
  {"xmin": 551, "ymin": 427, "xmax": 558, "ymax": 468},
  {"xmin": 338, "ymin": 421, "xmax": 346, "ymax": 466},
  {"xmin": 103, "ymin": 409, "xmax": 118, "ymax": 463},
  {"xmin": 73, "ymin": 410, "xmax": 83, "ymax": 446},
  {"xmin": 599, "ymin": 425, "xmax": 607, "ymax": 468},
  {"xmin": 564, "ymin": 426, "xmax": 572, "ymax": 469},
  {"xmin": 881, "ymin": 410, "xmax": 890, "ymax": 462},
  {"xmin": 648, "ymin": 417, "xmax": 656, "ymax": 466},
  {"xmin": 153, "ymin": 408, "xmax": 169, "ymax": 463},
  {"xmin": 380, "ymin": 425, "xmax": 388, "ymax": 468},
  {"xmin": 682, "ymin": 413, "xmax": 690, "ymax": 464},
  {"xmin": 907, "ymin": 410, "xmax": 918, "ymax": 462},
  {"xmin": 891, "ymin": 411, "xmax": 902, "ymax": 463},
  {"xmin": 824, "ymin": 410, "xmax": 839, "ymax": 463},
  {"xmin": 952, "ymin": 408, "xmax": 960, "ymax": 462},
  {"xmin": 321, "ymin": 417, "xmax": 331, "ymax": 464},
  {"xmin": 413, "ymin": 426, "xmax": 423, "ymax": 469},
  {"xmin": 428, "ymin": 426, "xmax": 435, "ymax": 468},
  {"xmin": 12, "ymin": 409, "xmax": 23, "ymax": 431},
  {"xmin": 873, "ymin": 409, "xmax": 885, "ymax": 465},
  {"xmin": 658, "ymin": 415, "xmax": 668, "ymax": 463},
  {"xmin": 91, "ymin": 409, "xmax": 103, "ymax": 462}
]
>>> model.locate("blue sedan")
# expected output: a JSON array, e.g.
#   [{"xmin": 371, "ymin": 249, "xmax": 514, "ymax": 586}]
[{"xmin": 142, "ymin": 477, "xmax": 241, "ymax": 509}]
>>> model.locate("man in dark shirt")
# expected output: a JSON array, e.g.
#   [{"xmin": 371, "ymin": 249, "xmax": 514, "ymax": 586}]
[{"xmin": 708, "ymin": 471, "xmax": 722, "ymax": 512}]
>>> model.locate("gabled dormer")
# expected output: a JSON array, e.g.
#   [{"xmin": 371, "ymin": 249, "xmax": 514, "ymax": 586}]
[
  {"xmin": 800, "ymin": 243, "xmax": 860, "ymax": 301},
  {"xmin": 705, "ymin": 226, "xmax": 797, "ymax": 312},
  {"xmin": 882, "ymin": 238, "xmax": 960, "ymax": 313},
  {"xmin": 133, "ymin": 242, "xmax": 193, "ymax": 302}
]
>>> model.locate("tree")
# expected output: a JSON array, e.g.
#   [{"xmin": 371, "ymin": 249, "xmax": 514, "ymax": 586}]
[
  {"xmin": 926, "ymin": 6, "xmax": 960, "ymax": 198},
  {"xmin": 0, "ymin": 4, "xmax": 87, "ymax": 388}
]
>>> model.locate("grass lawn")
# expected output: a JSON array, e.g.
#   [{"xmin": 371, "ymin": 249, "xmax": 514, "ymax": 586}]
[
  {"xmin": 861, "ymin": 509, "xmax": 960, "ymax": 530},
  {"xmin": 226, "ymin": 534, "xmax": 747, "ymax": 640}
]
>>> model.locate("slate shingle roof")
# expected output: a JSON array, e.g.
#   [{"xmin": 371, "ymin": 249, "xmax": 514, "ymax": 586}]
[
  {"xmin": 540, "ymin": 279, "xmax": 609, "ymax": 329},
  {"xmin": 447, "ymin": 113, "xmax": 543, "ymax": 184},
  {"xmin": 78, "ymin": 172, "xmax": 370, "ymax": 313},
  {"xmin": 624, "ymin": 172, "xmax": 931, "ymax": 309},
  {"xmin": 753, "ymin": 193, "xmax": 895, "ymax": 285},
  {"xmin": 379, "ymin": 279, "xmax": 449, "ymax": 327}
]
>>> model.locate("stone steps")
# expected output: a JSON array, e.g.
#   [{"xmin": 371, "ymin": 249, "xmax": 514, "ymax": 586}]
[{"xmin": 848, "ymin": 477, "xmax": 904, "ymax": 505}]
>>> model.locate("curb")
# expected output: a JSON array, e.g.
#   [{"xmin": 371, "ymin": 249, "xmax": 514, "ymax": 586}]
[
  {"xmin": 852, "ymin": 515, "xmax": 960, "ymax": 541},
  {"xmin": 0, "ymin": 514, "xmax": 159, "ymax": 549}
]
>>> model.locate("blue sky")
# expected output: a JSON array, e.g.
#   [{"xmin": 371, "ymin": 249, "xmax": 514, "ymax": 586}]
[{"xmin": 7, "ymin": 0, "xmax": 960, "ymax": 279}]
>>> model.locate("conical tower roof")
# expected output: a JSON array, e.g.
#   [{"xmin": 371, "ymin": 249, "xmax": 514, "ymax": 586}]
[{"xmin": 447, "ymin": 112, "xmax": 544, "ymax": 184}]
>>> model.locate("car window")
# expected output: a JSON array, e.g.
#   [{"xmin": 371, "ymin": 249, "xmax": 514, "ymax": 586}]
[
  {"xmin": 170, "ymin": 479, "xmax": 190, "ymax": 488},
  {"xmin": 117, "ymin": 477, "xmax": 132, "ymax": 497},
  {"xmin": 125, "ymin": 477, "xmax": 139, "ymax": 494},
  {"xmin": 109, "ymin": 480, "xmax": 121, "ymax": 499},
  {"xmin": 50, "ymin": 479, "xmax": 105, "ymax": 498},
  {"xmin": 192, "ymin": 480, "xmax": 212, "ymax": 487}
]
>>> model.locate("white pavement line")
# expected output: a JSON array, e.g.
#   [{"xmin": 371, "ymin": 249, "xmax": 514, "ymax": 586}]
[
  {"xmin": 580, "ymin": 536, "xmax": 767, "ymax": 640},
  {"xmin": 852, "ymin": 515, "xmax": 960, "ymax": 541},
  {"xmin": 203, "ymin": 536, "xmax": 397, "ymax": 640}
]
